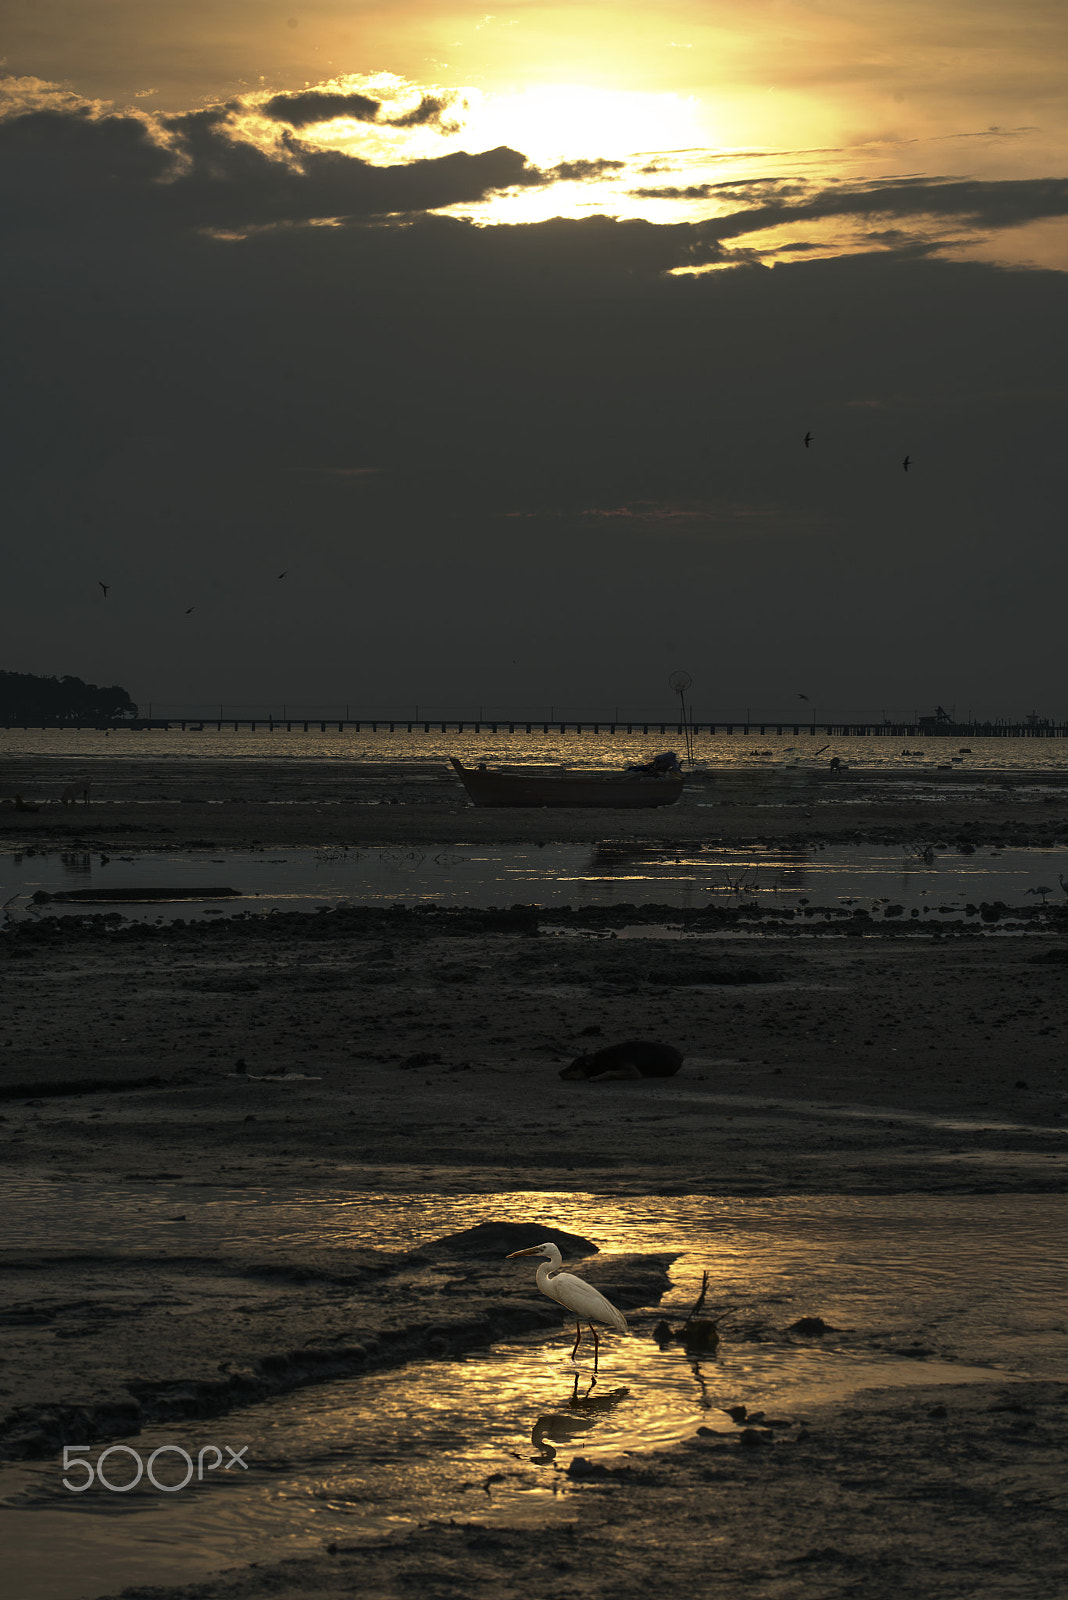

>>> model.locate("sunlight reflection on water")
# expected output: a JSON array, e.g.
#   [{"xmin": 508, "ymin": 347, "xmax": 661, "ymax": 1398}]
[
  {"xmin": 3, "ymin": 1180, "xmax": 1064, "ymax": 1600},
  {"xmin": 5, "ymin": 727, "xmax": 1068, "ymax": 773},
  {"xmin": 4, "ymin": 841, "xmax": 1067, "ymax": 919}
]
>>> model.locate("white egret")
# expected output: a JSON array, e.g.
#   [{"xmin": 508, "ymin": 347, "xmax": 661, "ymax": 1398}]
[{"xmin": 507, "ymin": 1242, "xmax": 628, "ymax": 1369}]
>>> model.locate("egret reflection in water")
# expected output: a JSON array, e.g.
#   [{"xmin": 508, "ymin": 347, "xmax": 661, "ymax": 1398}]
[{"xmin": 526, "ymin": 1378, "xmax": 631, "ymax": 1464}]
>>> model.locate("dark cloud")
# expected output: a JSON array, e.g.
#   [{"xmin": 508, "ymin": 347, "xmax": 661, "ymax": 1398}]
[
  {"xmin": 260, "ymin": 90, "xmax": 382, "ymax": 127},
  {"xmin": 629, "ymin": 174, "xmax": 1068, "ymax": 242},
  {"xmin": 1, "ymin": 94, "xmax": 1066, "ymax": 710},
  {"xmin": 0, "ymin": 106, "xmax": 171, "ymax": 222},
  {"xmin": 550, "ymin": 157, "xmax": 627, "ymax": 182},
  {"xmin": 385, "ymin": 94, "xmax": 462, "ymax": 130},
  {"xmin": 260, "ymin": 88, "xmax": 461, "ymax": 131},
  {"xmin": 0, "ymin": 103, "xmax": 544, "ymax": 230},
  {"xmin": 700, "ymin": 175, "xmax": 1068, "ymax": 242},
  {"xmin": 630, "ymin": 177, "xmax": 805, "ymax": 202}
]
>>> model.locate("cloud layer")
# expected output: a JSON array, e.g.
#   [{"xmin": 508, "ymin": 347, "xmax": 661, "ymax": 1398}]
[{"xmin": 1, "ymin": 81, "xmax": 1066, "ymax": 713}]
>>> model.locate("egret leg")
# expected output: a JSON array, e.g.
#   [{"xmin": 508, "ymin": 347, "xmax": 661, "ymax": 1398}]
[
  {"xmin": 570, "ymin": 1322, "xmax": 582, "ymax": 1362},
  {"xmin": 590, "ymin": 1323, "xmax": 600, "ymax": 1372}
]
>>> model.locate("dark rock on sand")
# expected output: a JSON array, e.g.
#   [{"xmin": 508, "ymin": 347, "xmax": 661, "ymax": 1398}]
[
  {"xmin": 419, "ymin": 1221, "xmax": 599, "ymax": 1258},
  {"xmin": 560, "ymin": 1040, "xmax": 683, "ymax": 1080}
]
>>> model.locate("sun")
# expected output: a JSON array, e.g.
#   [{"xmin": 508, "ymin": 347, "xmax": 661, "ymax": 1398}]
[{"xmin": 464, "ymin": 82, "xmax": 711, "ymax": 167}]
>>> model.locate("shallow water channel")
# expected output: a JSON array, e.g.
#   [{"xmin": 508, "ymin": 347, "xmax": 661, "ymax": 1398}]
[
  {"xmin": 4, "ymin": 841, "xmax": 1068, "ymax": 921},
  {"xmin": 2, "ymin": 1182, "xmax": 1065, "ymax": 1600}
]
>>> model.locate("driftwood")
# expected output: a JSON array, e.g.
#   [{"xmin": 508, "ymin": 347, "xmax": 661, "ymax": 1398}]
[
  {"xmin": 653, "ymin": 1272, "xmax": 737, "ymax": 1352},
  {"xmin": 32, "ymin": 886, "xmax": 241, "ymax": 903}
]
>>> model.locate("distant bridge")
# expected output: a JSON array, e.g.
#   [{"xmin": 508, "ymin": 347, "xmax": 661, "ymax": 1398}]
[{"xmin": 4, "ymin": 717, "xmax": 1068, "ymax": 738}]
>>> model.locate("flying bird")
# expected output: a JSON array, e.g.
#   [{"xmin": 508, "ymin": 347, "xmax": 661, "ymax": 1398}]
[
  {"xmin": 98, "ymin": 582, "xmax": 109, "ymax": 597},
  {"xmin": 902, "ymin": 455, "xmax": 912, "ymax": 471},
  {"xmin": 277, "ymin": 571, "xmax": 288, "ymax": 579},
  {"xmin": 798, "ymin": 692, "xmax": 810, "ymax": 701},
  {"xmin": 184, "ymin": 606, "xmax": 195, "ymax": 615},
  {"xmin": 507, "ymin": 1242, "xmax": 628, "ymax": 1370},
  {"xmin": 803, "ymin": 431, "xmax": 813, "ymax": 448}
]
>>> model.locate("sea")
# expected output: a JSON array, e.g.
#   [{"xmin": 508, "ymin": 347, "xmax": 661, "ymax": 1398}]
[
  {"xmin": 4, "ymin": 727, "xmax": 1068, "ymax": 917},
  {"xmin": 4, "ymin": 724, "xmax": 1068, "ymax": 774}
]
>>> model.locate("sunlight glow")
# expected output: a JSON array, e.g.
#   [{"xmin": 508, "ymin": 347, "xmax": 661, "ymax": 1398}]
[{"xmin": 462, "ymin": 82, "xmax": 712, "ymax": 168}]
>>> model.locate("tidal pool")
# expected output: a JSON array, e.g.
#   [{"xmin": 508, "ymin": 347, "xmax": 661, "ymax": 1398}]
[
  {"xmin": 2, "ymin": 1182, "xmax": 1064, "ymax": 1600},
  {"xmin": 4, "ymin": 841, "xmax": 1068, "ymax": 920}
]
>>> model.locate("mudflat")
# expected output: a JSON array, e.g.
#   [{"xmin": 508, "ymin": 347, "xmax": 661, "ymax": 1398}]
[{"xmin": 2, "ymin": 762, "xmax": 1067, "ymax": 1599}]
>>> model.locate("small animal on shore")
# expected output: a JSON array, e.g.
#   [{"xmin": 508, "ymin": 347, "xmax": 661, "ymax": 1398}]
[
  {"xmin": 560, "ymin": 1040, "xmax": 683, "ymax": 1081},
  {"xmin": 506, "ymin": 1241, "xmax": 628, "ymax": 1370},
  {"xmin": 60, "ymin": 779, "xmax": 92, "ymax": 807},
  {"xmin": 14, "ymin": 795, "xmax": 41, "ymax": 813}
]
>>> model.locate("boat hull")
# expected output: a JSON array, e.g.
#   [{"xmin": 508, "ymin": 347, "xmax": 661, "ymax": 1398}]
[{"xmin": 449, "ymin": 758, "xmax": 684, "ymax": 808}]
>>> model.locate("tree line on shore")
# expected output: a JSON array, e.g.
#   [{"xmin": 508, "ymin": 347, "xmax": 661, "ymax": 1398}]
[{"xmin": 0, "ymin": 671, "xmax": 138, "ymax": 723}]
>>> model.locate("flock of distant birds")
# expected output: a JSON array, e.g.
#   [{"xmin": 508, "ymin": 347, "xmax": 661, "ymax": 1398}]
[
  {"xmin": 95, "ymin": 569, "xmax": 286, "ymax": 604},
  {"xmin": 97, "ymin": 572, "xmax": 288, "ymax": 613},
  {"xmin": 92, "ymin": 435, "xmax": 914, "ymax": 609}
]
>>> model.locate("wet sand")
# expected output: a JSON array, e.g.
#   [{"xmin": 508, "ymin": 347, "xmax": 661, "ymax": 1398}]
[
  {"xmin": 4, "ymin": 753, "xmax": 1068, "ymax": 849},
  {"xmin": 2, "ymin": 763, "xmax": 1067, "ymax": 1597}
]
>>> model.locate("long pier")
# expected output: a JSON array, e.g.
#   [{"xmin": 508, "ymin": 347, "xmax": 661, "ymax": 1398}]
[{"xmin": 4, "ymin": 719, "xmax": 1068, "ymax": 737}]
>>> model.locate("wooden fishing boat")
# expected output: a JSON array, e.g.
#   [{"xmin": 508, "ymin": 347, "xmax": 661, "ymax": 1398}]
[{"xmin": 449, "ymin": 756, "xmax": 685, "ymax": 808}]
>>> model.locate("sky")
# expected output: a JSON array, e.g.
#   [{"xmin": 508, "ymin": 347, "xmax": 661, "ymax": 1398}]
[{"xmin": 3, "ymin": 1, "xmax": 1067, "ymax": 721}]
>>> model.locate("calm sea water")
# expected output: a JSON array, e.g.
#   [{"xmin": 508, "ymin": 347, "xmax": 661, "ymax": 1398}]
[{"xmin": 3, "ymin": 727, "xmax": 1068, "ymax": 774}]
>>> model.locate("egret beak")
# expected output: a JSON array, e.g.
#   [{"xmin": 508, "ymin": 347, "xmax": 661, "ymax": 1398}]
[{"xmin": 506, "ymin": 1246, "xmax": 544, "ymax": 1258}]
